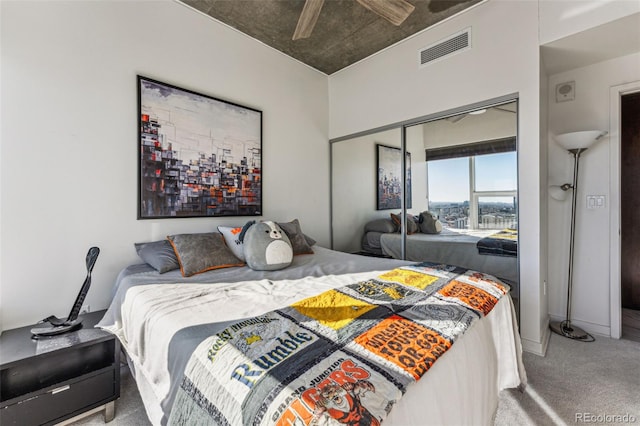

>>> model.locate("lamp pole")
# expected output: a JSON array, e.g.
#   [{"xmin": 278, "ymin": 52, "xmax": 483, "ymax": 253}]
[
  {"xmin": 550, "ymin": 148, "xmax": 593, "ymax": 341},
  {"xmin": 564, "ymin": 149, "xmax": 581, "ymax": 333}
]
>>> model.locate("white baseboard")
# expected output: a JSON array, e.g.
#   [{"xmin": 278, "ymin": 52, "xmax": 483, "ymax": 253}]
[
  {"xmin": 521, "ymin": 318, "xmax": 551, "ymax": 356},
  {"xmin": 548, "ymin": 314, "xmax": 611, "ymax": 337}
]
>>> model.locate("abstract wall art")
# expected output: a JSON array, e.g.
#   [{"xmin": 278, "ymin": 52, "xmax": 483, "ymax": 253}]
[{"xmin": 138, "ymin": 76, "xmax": 262, "ymax": 219}]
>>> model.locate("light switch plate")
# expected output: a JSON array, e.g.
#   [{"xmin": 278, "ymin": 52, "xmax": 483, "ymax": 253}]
[{"xmin": 586, "ymin": 195, "xmax": 605, "ymax": 209}]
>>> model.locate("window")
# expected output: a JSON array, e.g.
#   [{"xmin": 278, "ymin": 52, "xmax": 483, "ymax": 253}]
[
  {"xmin": 475, "ymin": 195, "xmax": 517, "ymax": 229},
  {"xmin": 475, "ymin": 152, "xmax": 517, "ymax": 192},
  {"xmin": 426, "ymin": 138, "xmax": 517, "ymax": 231}
]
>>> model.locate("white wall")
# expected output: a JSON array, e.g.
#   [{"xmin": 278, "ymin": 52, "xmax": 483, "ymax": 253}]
[
  {"xmin": 547, "ymin": 52, "xmax": 640, "ymax": 336},
  {"xmin": 407, "ymin": 125, "xmax": 429, "ymax": 217},
  {"xmin": 329, "ymin": 0, "xmax": 546, "ymax": 353},
  {"xmin": 539, "ymin": 0, "xmax": 640, "ymax": 44},
  {"xmin": 331, "ymin": 128, "xmax": 401, "ymax": 252},
  {"xmin": 0, "ymin": 0, "xmax": 329, "ymax": 330},
  {"xmin": 331, "ymin": 125, "xmax": 427, "ymax": 253}
]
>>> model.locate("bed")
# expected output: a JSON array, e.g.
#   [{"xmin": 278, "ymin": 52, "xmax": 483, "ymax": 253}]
[
  {"xmin": 379, "ymin": 231, "xmax": 519, "ymax": 284},
  {"xmin": 98, "ymin": 243, "xmax": 525, "ymax": 426},
  {"xmin": 362, "ymin": 219, "xmax": 518, "ymax": 284}
]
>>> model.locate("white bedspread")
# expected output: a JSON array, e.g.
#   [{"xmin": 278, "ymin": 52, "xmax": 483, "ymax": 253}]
[{"xmin": 104, "ymin": 270, "xmax": 526, "ymax": 426}]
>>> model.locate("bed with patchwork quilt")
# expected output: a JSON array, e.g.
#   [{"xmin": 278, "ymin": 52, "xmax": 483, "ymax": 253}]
[
  {"xmin": 476, "ymin": 228, "xmax": 518, "ymax": 257},
  {"xmin": 98, "ymin": 246, "xmax": 525, "ymax": 426}
]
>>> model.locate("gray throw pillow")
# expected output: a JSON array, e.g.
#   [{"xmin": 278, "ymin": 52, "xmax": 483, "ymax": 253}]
[
  {"xmin": 134, "ymin": 240, "xmax": 180, "ymax": 273},
  {"xmin": 364, "ymin": 218, "xmax": 397, "ymax": 233},
  {"xmin": 303, "ymin": 233, "xmax": 317, "ymax": 247},
  {"xmin": 390, "ymin": 212, "xmax": 419, "ymax": 234},
  {"xmin": 277, "ymin": 219, "xmax": 314, "ymax": 255},
  {"xmin": 167, "ymin": 233, "xmax": 244, "ymax": 277}
]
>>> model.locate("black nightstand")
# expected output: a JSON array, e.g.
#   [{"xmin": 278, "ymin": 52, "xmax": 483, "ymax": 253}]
[{"xmin": 0, "ymin": 310, "xmax": 120, "ymax": 425}]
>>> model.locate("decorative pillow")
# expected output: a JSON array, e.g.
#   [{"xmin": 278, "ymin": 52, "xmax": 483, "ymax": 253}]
[
  {"xmin": 419, "ymin": 211, "xmax": 443, "ymax": 234},
  {"xmin": 303, "ymin": 233, "xmax": 317, "ymax": 247},
  {"xmin": 390, "ymin": 212, "xmax": 419, "ymax": 234},
  {"xmin": 218, "ymin": 225, "xmax": 246, "ymax": 261},
  {"xmin": 134, "ymin": 240, "xmax": 180, "ymax": 273},
  {"xmin": 364, "ymin": 218, "xmax": 397, "ymax": 233},
  {"xmin": 277, "ymin": 219, "xmax": 314, "ymax": 255},
  {"xmin": 240, "ymin": 221, "xmax": 293, "ymax": 271},
  {"xmin": 167, "ymin": 233, "xmax": 244, "ymax": 277}
]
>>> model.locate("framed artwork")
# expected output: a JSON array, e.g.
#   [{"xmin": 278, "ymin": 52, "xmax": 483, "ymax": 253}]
[
  {"xmin": 138, "ymin": 76, "xmax": 262, "ymax": 219},
  {"xmin": 376, "ymin": 144, "xmax": 412, "ymax": 210}
]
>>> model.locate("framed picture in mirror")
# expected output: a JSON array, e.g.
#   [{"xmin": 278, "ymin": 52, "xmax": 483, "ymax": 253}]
[{"xmin": 376, "ymin": 144, "xmax": 411, "ymax": 210}]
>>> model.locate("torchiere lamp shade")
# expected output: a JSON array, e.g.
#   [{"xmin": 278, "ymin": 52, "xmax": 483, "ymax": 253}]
[{"xmin": 553, "ymin": 130, "xmax": 607, "ymax": 151}]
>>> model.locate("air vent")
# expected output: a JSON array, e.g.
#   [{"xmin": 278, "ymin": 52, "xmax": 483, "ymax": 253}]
[{"xmin": 418, "ymin": 28, "xmax": 471, "ymax": 67}]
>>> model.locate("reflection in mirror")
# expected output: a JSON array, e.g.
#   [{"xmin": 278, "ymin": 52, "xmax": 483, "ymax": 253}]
[
  {"xmin": 331, "ymin": 100, "xmax": 519, "ymax": 317},
  {"xmin": 406, "ymin": 101, "xmax": 520, "ymax": 316},
  {"xmin": 331, "ymin": 128, "xmax": 403, "ymax": 254},
  {"xmin": 421, "ymin": 102, "xmax": 518, "ymax": 234}
]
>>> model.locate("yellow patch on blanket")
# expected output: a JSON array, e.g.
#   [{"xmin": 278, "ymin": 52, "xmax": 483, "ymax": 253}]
[
  {"xmin": 292, "ymin": 290, "xmax": 376, "ymax": 330},
  {"xmin": 378, "ymin": 269, "xmax": 439, "ymax": 290}
]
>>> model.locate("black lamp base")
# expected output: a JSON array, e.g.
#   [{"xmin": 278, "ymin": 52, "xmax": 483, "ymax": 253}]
[
  {"xmin": 31, "ymin": 320, "xmax": 83, "ymax": 339},
  {"xmin": 550, "ymin": 320, "xmax": 594, "ymax": 341}
]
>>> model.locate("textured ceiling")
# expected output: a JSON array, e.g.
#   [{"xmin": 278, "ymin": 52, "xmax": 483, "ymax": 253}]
[{"xmin": 181, "ymin": 0, "xmax": 482, "ymax": 74}]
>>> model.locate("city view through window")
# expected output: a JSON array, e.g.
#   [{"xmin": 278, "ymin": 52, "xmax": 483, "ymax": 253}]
[{"xmin": 427, "ymin": 151, "xmax": 517, "ymax": 231}]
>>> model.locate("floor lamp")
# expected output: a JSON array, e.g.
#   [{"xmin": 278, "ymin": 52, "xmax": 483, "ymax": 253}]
[{"xmin": 549, "ymin": 130, "xmax": 607, "ymax": 341}]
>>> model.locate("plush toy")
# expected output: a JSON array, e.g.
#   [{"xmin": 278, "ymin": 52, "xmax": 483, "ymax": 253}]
[
  {"xmin": 239, "ymin": 220, "xmax": 293, "ymax": 271},
  {"xmin": 419, "ymin": 211, "xmax": 443, "ymax": 234}
]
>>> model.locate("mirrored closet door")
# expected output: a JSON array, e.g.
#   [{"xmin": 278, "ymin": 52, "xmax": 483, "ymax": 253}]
[{"xmin": 330, "ymin": 98, "xmax": 520, "ymax": 313}]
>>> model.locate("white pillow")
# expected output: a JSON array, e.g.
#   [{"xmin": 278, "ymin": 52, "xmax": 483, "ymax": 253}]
[{"xmin": 217, "ymin": 226, "xmax": 245, "ymax": 261}]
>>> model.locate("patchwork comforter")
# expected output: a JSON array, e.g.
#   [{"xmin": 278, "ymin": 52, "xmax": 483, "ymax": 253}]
[{"xmin": 168, "ymin": 263, "xmax": 509, "ymax": 425}]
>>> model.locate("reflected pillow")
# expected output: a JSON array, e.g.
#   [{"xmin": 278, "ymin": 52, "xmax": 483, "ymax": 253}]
[
  {"xmin": 277, "ymin": 219, "xmax": 314, "ymax": 255},
  {"xmin": 390, "ymin": 213, "xmax": 419, "ymax": 234},
  {"xmin": 364, "ymin": 218, "xmax": 397, "ymax": 233},
  {"xmin": 134, "ymin": 240, "xmax": 180, "ymax": 273},
  {"xmin": 167, "ymin": 233, "xmax": 244, "ymax": 277}
]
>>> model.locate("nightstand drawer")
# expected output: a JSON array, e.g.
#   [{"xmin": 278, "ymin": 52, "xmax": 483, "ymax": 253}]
[
  {"xmin": 1, "ymin": 338, "xmax": 116, "ymax": 401},
  {"xmin": 0, "ymin": 368, "xmax": 116, "ymax": 426}
]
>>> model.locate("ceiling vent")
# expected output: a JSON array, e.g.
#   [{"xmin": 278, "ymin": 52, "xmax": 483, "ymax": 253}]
[{"xmin": 418, "ymin": 27, "xmax": 471, "ymax": 68}]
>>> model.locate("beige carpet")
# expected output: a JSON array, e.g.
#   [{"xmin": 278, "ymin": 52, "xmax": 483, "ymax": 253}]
[
  {"xmin": 71, "ymin": 333, "xmax": 640, "ymax": 425},
  {"xmin": 496, "ymin": 333, "xmax": 640, "ymax": 425}
]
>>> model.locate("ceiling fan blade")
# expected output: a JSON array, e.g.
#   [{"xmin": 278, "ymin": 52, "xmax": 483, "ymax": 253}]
[
  {"xmin": 293, "ymin": 0, "xmax": 325, "ymax": 40},
  {"xmin": 355, "ymin": 0, "xmax": 415, "ymax": 26},
  {"xmin": 447, "ymin": 114, "xmax": 467, "ymax": 123},
  {"xmin": 494, "ymin": 106, "xmax": 517, "ymax": 113}
]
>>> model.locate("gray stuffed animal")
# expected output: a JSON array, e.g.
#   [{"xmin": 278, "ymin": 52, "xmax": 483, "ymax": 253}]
[
  {"xmin": 419, "ymin": 211, "xmax": 443, "ymax": 234},
  {"xmin": 239, "ymin": 220, "xmax": 293, "ymax": 270}
]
